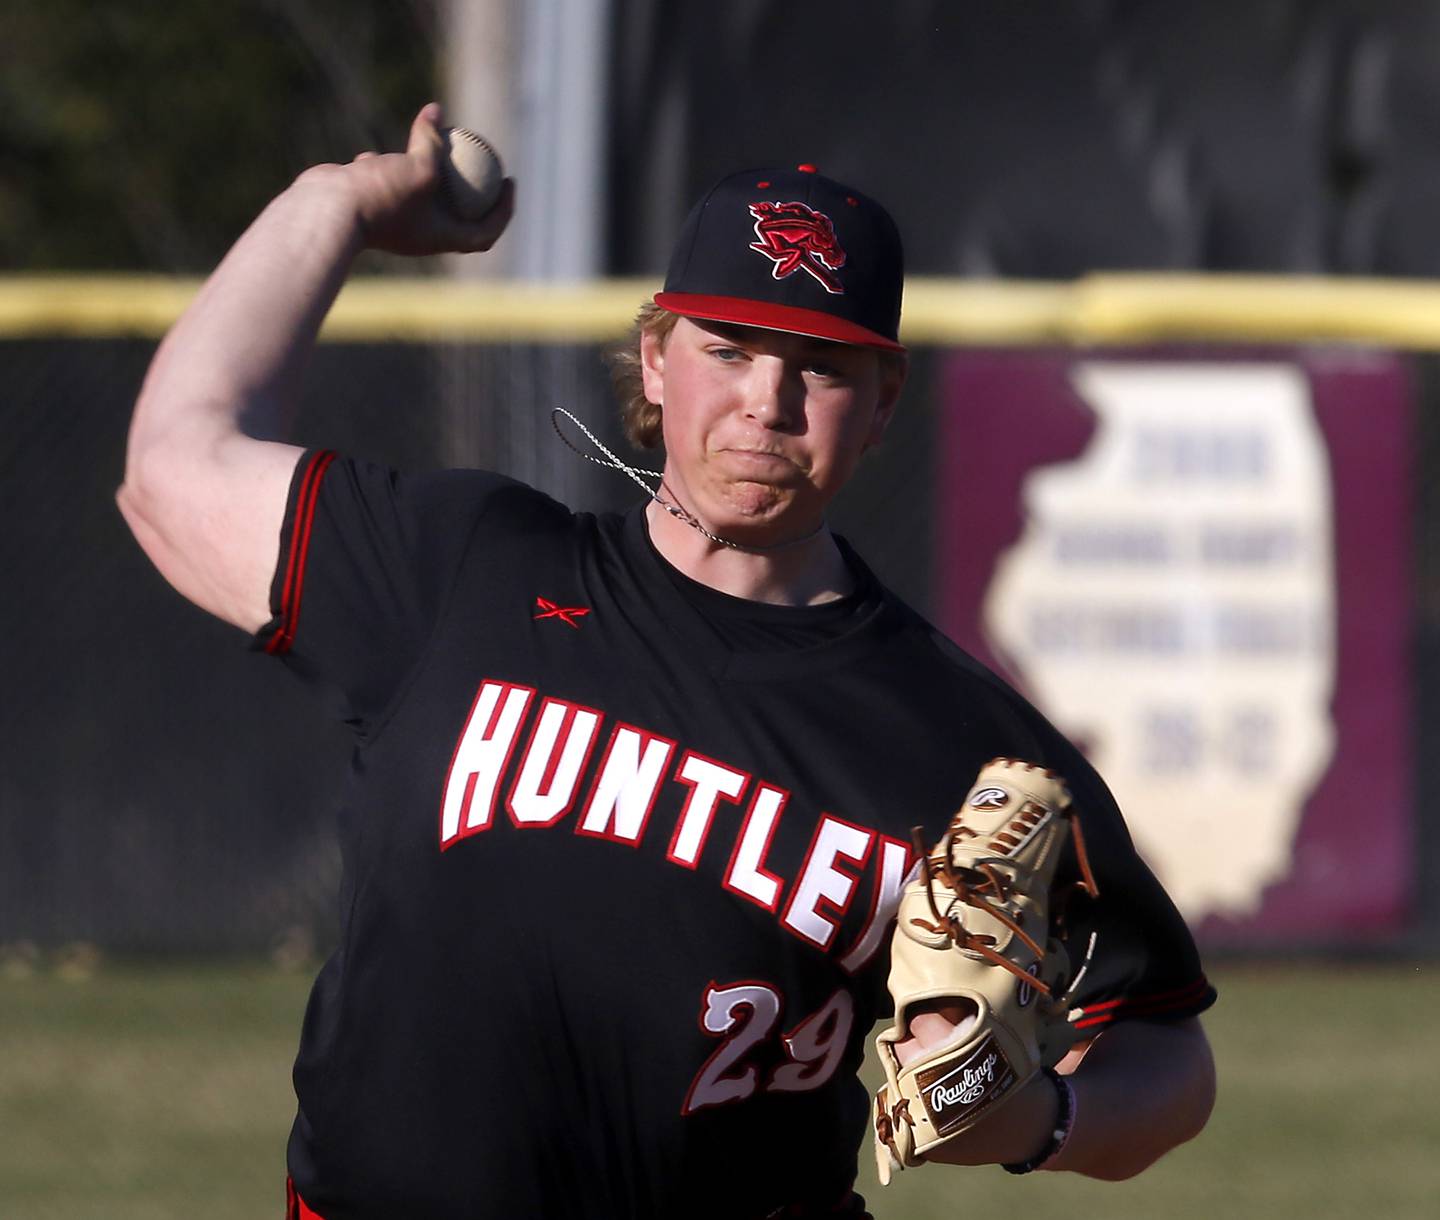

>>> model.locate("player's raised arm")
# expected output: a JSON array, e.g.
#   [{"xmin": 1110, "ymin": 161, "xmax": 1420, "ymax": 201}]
[{"xmin": 116, "ymin": 103, "xmax": 514, "ymax": 633}]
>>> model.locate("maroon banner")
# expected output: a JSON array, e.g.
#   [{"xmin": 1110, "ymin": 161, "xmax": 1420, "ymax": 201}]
[{"xmin": 934, "ymin": 348, "xmax": 1413, "ymax": 946}]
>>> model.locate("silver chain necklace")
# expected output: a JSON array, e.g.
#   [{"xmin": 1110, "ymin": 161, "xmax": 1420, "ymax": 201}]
[{"xmin": 550, "ymin": 407, "xmax": 826, "ymax": 554}]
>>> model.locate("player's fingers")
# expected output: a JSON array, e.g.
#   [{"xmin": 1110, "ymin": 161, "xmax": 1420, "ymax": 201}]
[
  {"xmin": 353, "ymin": 151, "xmax": 377, "ymax": 162},
  {"xmin": 408, "ymin": 102, "xmax": 445, "ymax": 161},
  {"xmin": 893, "ymin": 1001, "xmax": 979, "ymax": 1068}
]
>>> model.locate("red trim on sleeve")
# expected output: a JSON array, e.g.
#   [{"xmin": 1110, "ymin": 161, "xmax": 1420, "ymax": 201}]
[
  {"xmin": 266, "ymin": 450, "xmax": 337, "ymax": 656},
  {"xmin": 1073, "ymin": 976, "xmax": 1214, "ymax": 1031}
]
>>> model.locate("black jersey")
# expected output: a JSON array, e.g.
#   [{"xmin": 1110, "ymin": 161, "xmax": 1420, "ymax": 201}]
[{"xmin": 258, "ymin": 452, "xmax": 1215, "ymax": 1220}]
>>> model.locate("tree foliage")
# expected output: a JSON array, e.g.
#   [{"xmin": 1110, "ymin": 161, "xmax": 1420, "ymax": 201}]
[{"xmin": 0, "ymin": 0, "xmax": 438, "ymax": 271}]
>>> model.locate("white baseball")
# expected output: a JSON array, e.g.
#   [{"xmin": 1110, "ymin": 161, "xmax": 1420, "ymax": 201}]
[{"xmin": 440, "ymin": 126, "xmax": 505, "ymax": 221}]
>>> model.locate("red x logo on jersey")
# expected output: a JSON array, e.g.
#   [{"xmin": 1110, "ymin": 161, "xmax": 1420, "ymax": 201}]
[{"xmin": 534, "ymin": 596, "xmax": 591, "ymax": 628}]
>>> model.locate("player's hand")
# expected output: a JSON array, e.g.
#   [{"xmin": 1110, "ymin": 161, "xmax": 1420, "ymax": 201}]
[
  {"xmin": 893, "ymin": 1000, "xmax": 979, "ymax": 1067},
  {"xmin": 294, "ymin": 102, "xmax": 515, "ymax": 257}
]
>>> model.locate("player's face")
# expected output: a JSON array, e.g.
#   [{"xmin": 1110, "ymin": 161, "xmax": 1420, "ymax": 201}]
[{"xmin": 640, "ymin": 318, "xmax": 903, "ymax": 545}]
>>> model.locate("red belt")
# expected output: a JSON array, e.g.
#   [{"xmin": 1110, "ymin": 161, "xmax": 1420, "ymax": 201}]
[{"xmin": 286, "ymin": 1177, "xmax": 325, "ymax": 1220}]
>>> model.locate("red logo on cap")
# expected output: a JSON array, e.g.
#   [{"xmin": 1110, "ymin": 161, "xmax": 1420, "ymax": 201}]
[{"xmin": 747, "ymin": 201, "xmax": 847, "ymax": 294}]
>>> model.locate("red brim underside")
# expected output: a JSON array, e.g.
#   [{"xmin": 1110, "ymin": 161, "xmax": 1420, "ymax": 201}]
[{"xmin": 653, "ymin": 292, "xmax": 906, "ymax": 353}]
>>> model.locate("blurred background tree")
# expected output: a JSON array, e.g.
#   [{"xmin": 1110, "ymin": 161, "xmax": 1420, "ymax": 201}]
[{"xmin": 0, "ymin": 0, "xmax": 438, "ymax": 272}]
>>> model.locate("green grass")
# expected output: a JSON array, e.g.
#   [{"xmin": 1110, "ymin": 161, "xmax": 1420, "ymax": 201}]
[
  {"xmin": 0, "ymin": 961, "xmax": 308, "ymax": 1220},
  {"xmin": 859, "ymin": 961, "xmax": 1440, "ymax": 1219},
  {"xmin": 1, "ymin": 961, "xmax": 1437, "ymax": 1218}
]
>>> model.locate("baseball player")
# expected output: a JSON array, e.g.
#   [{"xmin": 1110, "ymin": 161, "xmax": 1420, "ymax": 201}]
[{"xmin": 118, "ymin": 104, "xmax": 1216, "ymax": 1219}]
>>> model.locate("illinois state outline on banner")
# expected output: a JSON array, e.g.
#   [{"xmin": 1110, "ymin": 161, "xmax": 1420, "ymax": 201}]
[{"xmin": 983, "ymin": 362, "xmax": 1336, "ymax": 921}]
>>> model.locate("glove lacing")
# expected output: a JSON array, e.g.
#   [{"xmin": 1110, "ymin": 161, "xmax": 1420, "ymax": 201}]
[{"xmin": 907, "ymin": 801, "xmax": 1099, "ymax": 998}]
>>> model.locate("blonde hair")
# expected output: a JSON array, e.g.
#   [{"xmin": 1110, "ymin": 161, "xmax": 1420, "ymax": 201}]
[
  {"xmin": 605, "ymin": 302, "xmax": 907, "ymax": 451},
  {"xmin": 607, "ymin": 302, "xmax": 679, "ymax": 450}
]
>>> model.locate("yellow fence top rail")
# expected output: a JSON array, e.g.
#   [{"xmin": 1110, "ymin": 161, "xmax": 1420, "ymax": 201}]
[{"xmin": 6, "ymin": 273, "xmax": 1440, "ymax": 348}]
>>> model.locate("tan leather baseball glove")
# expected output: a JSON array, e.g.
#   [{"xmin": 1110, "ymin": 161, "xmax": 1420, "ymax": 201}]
[{"xmin": 871, "ymin": 758, "xmax": 1098, "ymax": 1184}]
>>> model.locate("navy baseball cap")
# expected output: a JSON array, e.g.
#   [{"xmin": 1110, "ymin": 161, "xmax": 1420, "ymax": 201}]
[{"xmin": 654, "ymin": 164, "xmax": 905, "ymax": 352}]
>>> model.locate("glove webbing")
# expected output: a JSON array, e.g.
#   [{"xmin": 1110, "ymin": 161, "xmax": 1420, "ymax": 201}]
[{"xmin": 906, "ymin": 802, "xmax": 1099, "ymax": 998}]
